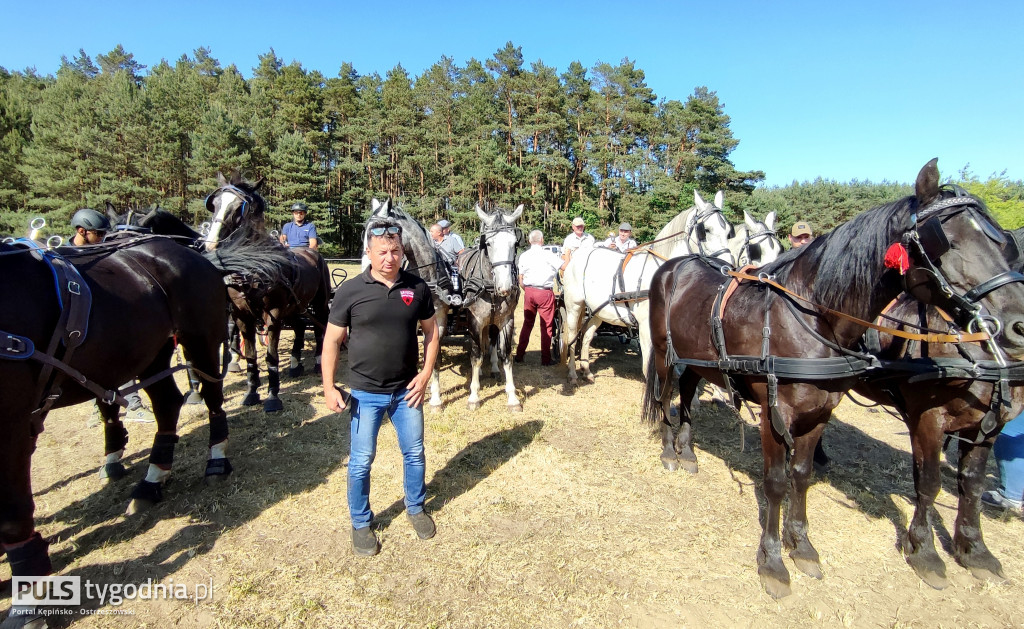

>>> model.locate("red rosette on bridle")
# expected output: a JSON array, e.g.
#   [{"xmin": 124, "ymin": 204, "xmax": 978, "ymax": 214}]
[{"xmin": 884, "ymin": 242, "xmax": 910, "ymax": 275}]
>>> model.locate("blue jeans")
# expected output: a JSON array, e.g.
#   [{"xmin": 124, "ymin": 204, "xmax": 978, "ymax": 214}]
[
  {"xmin": 994, "ymin": 411, "xmax": 1024, "ymax": 502},
  {"xmin": 348, "ymin": 389, "xmax": 426, "ymax": 529}
]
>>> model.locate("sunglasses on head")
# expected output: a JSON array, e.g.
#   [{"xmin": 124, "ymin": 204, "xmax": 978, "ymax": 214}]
[{"xmin": 369, "ymin": 225, "xmax": 401, "ymax": 236}]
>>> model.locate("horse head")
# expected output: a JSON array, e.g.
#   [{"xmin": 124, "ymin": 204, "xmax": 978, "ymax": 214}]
[
  {"xmin": 476, "ymin": 203, "xmax": 524, "ymax": 297},
  {"xmin": 731, "ymin": 210, "xmax": 782, "ymax": 267},
  {"xmin": 686, "ymin": 190, "xmax": 734, "ymax": 264},
  {"xmin": 202, "ymin": 172, "xmax": 267, "ymax": 250},
  {"xmin": 897, "ymin": 160, "xmax": 1024, "ymax": 356}
]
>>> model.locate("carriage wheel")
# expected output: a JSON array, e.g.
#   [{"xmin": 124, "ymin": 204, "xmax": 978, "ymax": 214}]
[{"xmin": 553, "ymin": 305, "xmax": 567, "ymax": 362}]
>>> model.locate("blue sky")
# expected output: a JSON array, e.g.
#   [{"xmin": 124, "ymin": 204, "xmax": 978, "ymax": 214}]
[{"xmin": 2, "ymin": 0, "xmax": 1021, "ymax": 187}]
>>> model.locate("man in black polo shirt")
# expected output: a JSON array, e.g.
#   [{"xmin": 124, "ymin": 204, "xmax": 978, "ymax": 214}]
[{"xmin": 321, "ymin": 218, "xmax": 440, "ymax": 556}]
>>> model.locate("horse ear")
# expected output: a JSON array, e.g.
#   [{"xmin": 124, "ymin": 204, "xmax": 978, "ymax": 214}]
[
  {"xmin": 915, "ymin": 158, "xmax": 941, "ymax": 208},
  {"xmin": 253, "ymin": 177, "xmax": 265, "ymax": 192},
  {"xmin": 475, "ymin": 203, "xmax": 491, "ymax": 225},
  {"xmin": 764, "ymin": 211, "xmax": 777, "ymax": 230},
  {"xmin": 744, "ymin": 211, "xmax": 757, "ymax": 230},
  {"xmin": 371, "ymin": 198, "xmax": 381, "ymax": 213},
  {"xmin": 693, "ymin": 190, "xmax": 705, "ymax": 208},
  {"xmin": 217, "ymin": 172, "xmax": 228, "ymax": 186},
  {"xmin": 713, "ymin": 190, "xmax": 724, "ymax": 209},
  {"xmin": 229, "ymin": 170, "xmax": 242, "ymax": 186},
  {"xmin": 508, "ymin": 204, "xmax": 524, "ymax": 222}
]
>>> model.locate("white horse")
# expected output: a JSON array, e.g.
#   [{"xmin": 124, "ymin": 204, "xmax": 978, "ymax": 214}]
[
  {"xmin": 560, "ymin": 190, "xmax": 735, "ymax": 386},
  {"xmin": 461, "ymin": 204, "xmax": 524, "ymax": 410},
  {"xmin": 728, "ymin": 211, "xmax": 783, "ymax": 267},
  {"xmin": 648, "ymin": 190, "xmax": 736, "ymax": 261}
]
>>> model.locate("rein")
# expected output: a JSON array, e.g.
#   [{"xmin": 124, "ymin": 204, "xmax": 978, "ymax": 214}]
[{"xmin": 723, "ymin": 268, "xmax": 992, "ymax": 345}]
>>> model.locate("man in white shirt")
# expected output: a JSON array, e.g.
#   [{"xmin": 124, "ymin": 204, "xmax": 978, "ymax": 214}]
[
  {"xmin": 515, "ymin": 230, "xmax": 567, "ymax": 366},
  {"xmin": 603, "ymin": 223, "xmax": 637, "ymax": 253},
  {"xmin": 562, "ymin": 217, "xmax": 595, "ymax": 259}
]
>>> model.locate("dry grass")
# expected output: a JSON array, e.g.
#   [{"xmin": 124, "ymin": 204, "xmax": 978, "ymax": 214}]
[{"xmin": 5, "ymin": 295, "xmax": 1024, "ymax": 628}]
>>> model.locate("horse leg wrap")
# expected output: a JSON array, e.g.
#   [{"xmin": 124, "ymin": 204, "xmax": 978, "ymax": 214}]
[
  {"xmin": 209, "ymin": 411, "xmax": 229, "ymax": 446},
  {"xmin": 267, "ymin": 367, "xmax": 280, "ymax": 396},
  {"xmin": 205, "ymin": 458, "xmax": 233, "ymax": 477},
  {"xmin": 5, "ymin": 532, "xmax": 52, "ymax": 577},
  {"xmin": 130, "ymin": 480, "xmax": 163, "ymax": 503},
  {"xmin": 149, "ymin": 433, "xmax": 180, "ymax": 467},
  {"xmin": 104, "ymin": 421, "xmax": 129, "ymax": 455}
]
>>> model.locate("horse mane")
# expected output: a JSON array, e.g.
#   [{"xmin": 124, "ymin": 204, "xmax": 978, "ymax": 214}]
[{"xmin": 763, "ymin": 198, "xmax": 913, "ymax": 313}]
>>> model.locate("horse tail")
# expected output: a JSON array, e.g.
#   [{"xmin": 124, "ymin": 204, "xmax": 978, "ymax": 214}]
[{"xmin": 641, "ymin": 351, "xmax": 663, "ymax": 426}]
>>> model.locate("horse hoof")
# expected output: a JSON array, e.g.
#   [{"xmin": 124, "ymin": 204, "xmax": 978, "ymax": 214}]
[
  {"xmin": 99, "ymin": 462, "xmax": 128, "ymax": 482},
  {"xmin": 263, "ymin": 398, "xmax": 284, "ymax": 413},
  {"xmin": 678, "ymin": 458, "xmax": 699, "ymax": 474},
  {"xmin": 966, "ymin": 564, "xmax": 1006, "ymax": 583},
  {"xmin": 791, "ymin": 556, "xmax": 823, "ymax": 580},
  {"xmin": 204, "ymin": 458, "xmax": 233, "ymax": 485},
  {"xmin": 508, "ymin": 404, "xmax": 523, "ymax": 413},
  {"xmin": 585, "ymin": 374, "xmax": 596, "ymax": 384},
  {"xmin": 758, "ymin": 571, "xmax": 792, "ymax": 599},
  {"xmin": 287, "ymin": 365, "xmax": 305, "ymax": 378},
  {"xmin": 184, "ymin": 391, "xmax": 203, "ymax": 405},
  {"xmin": 126, "ymin": 498, "xmax": 157, "ymax": 515},
  {"xmin": 905, "ymin": 552, "xmax": 948, "ymax": 589},
  {"xmin": 661, "ymin": 456, "xmax": 680, "ymax": 472},
  {"xmin": 226, "ymin": 361, "xmax": 242, "ymax": 373},
  {"xmin": 429, "ymin": 402, "xmax": 443, "ymax": 413},
  {"xmin": 467, "ymin": 401, "xmax": 481, "ymax": 411},
  {"xmin": 242, "ymin": 392, "xmax": 261, "ymax": 406}
]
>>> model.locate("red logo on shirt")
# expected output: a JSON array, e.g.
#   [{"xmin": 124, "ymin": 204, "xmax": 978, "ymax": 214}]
[{"xmin": 400, "ymin": 289, "xmax": 414, "ymax": 306}]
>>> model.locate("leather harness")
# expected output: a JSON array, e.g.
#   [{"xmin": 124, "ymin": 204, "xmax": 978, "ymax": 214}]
[{"xmin": 1, "ymin": 236, "xmax": 223, "ymax": 435}]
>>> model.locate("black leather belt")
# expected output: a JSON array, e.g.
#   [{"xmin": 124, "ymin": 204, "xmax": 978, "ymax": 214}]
[{"xmin": 525, "ymin": 285, "xmax": 552, "ymax": 290}]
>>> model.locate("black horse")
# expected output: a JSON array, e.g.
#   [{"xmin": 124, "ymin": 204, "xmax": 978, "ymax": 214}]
[
  {"xmin": 851, "ymin": 223, "xmax": 1024, "ymax": 589},
  {"xmin": 0, "ymin": 232, "xmax": 278, "ymax": 622},
  {"xmin": 642, "ymin": 159, "xmax": 1024, "ymax": 597},
  {"xmin": 202, "ymin": 173, "xmax": 331, "ymax": 412}
]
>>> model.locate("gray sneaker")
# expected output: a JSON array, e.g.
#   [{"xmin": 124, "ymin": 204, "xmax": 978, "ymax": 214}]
[
  {"xmin": 981, "ymin": 490, "xmax": 1023, "ymax": 513},
  {"xmin": 124, "ymin": 407, "xmax": 155, "ymax": 422},
  {"xmin": 407, "ymin": 511, "xmax": 436, "ymax": 540},
  {"xmin": 351, "ymin": 526, "xmax": 380, "ymax": 556}
]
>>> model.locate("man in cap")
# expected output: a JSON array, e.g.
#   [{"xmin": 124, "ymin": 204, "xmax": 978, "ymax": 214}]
[
  {"xmin": 280, "ymin": 202, "xmax": 319, "ymax": 250},
  {"xmin": 789, "ymin": 221, "xmax": 813, "ymax": 249},
  {"xmin": 603, "ymin": 223, "xmax": 638, "ymax": 253},
  {"xmin": 437, "ymin": 219, "xmax": 465, "ymax": 257},
  {"xmin": 562, "ymin": 217, "xmax": 595, "ymax": 258}
]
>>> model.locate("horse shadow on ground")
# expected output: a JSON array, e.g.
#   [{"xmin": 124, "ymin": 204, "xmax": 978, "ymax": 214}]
[
  {"xmin": 7, "ymin": 383, "xmax": 344, "ymax": 627},
  {"xmin": 679, "ymin": 399, "xmax": 997, "ymax": 559},
  {"xmin": 373, "ymin": 420, "xmax": 544, "ymax": 530}
]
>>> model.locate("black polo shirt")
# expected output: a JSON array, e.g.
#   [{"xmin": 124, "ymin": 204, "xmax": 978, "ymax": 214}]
[{"xmin": 329, "ymin": 268, "xmax": 435, "ymax": 393}]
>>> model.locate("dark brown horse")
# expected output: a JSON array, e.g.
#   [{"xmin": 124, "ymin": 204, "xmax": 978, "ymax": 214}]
[
  {"xmin": 0, "ymin": 233, "xmax": 271, "ymax": 622},
  {"xmin": 852, "ymin": 223, "xmax": 1024, "ymax": 589},
  {"xmin": 202, "ymin": 173, "xmax": 331, "ymax": 412},
  {"xmin": 642, "ymin": 159, "xmax": 1024, "ymax": 597}
]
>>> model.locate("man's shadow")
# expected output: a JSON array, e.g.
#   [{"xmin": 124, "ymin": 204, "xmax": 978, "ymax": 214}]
[{"xmin": 374, "ymin": 420, "xmax": 544, "ymax": 528}]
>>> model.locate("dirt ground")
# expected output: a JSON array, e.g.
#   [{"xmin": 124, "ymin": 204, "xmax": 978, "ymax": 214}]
[{"xmin": 4, "ymin": 312, "xmax": 1024, "ymax": 628}]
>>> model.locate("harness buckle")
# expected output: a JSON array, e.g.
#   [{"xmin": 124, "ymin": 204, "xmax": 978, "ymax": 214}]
[
  {"xmin": 6, "ymin": 335, "xmax": 26, "ymax": 353},
  {"xmin": 67, "ymin": 280, "xmax": 81, "ymax": 295}
]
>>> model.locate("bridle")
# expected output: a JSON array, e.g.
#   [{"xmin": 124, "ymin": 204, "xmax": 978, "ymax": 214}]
[
  {"xmin": 902, "ymin": 193, "xmax": 1024, "ymax": 360},
  {"xmin": 739, "ymin": 223, "xmax": 782, "ymax": 265},
  {"xmin": 688, "ymin": 206, "xmax": 733, "ymax": 261},
  {"xmin": 204, "ymin": 185, "xmax": 259, "ymax": 247},
  {"xmin": 478, "ymin": 225, "xmax": 521, "ymax": 274}
]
